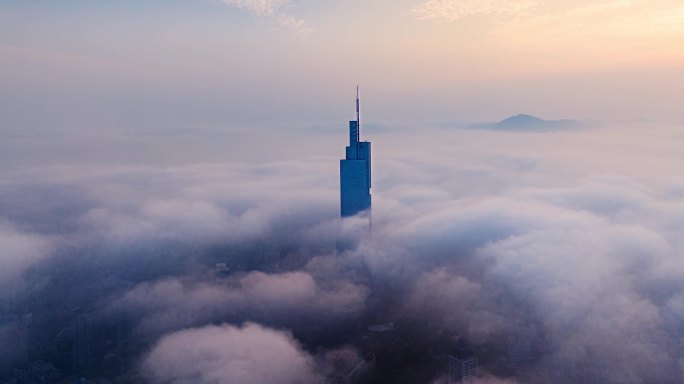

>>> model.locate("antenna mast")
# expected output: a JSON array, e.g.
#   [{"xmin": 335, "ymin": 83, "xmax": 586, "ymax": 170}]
[{"xmin": 356, "ymin": 86, "xmax": 360, "ymax": 134}]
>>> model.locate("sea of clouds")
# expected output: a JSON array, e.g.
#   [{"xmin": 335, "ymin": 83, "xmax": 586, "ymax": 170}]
[{"xmin": 2, "ymin": 120, "xmax": 684, "ymax": 383}]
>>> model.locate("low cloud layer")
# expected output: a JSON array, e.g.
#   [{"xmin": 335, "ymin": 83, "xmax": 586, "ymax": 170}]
[
  {"xmin": 2, "ymin": 121, "xmax": 684, "ymax": 382},
  {"xmin": 0, "ymin": 223, "xmax": 52, "ymax": 293},
  {"xmin": 115, "ymin": 270, "xmax": 367, "ymax": 338},
  {"xmin": 144, "ymin": 323, "xmax": 320, "ymax": 384}
]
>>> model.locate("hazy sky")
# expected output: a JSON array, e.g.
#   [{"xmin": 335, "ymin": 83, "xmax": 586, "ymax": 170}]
[
  {"xmin": 2, "ymin": 0, "xmax": 684, "ymax": 130},
  {"xmin": 5, "ymin": 2, "xmax": 684, "ymax": 383}
]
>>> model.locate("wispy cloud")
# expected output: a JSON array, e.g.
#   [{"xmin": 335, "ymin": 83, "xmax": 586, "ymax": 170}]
[
  {"xmin": 488, "ymin": 0, "xmax": 684, "ymax": 48},
  {"xmin": 215, "ymin": 0, "xmax": 312, "ymax": 34},
  {"xmin": 411, "ymin": 0, "xmax": 538, "ymax": 21},
  {"xmin": 410, "ymin": 0, "xmax": 684, "ymax": 67}
]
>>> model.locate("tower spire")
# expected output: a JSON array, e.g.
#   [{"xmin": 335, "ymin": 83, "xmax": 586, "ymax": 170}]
[{"xmin": 356, "ymin": 86, "xmax": 360, "ymax": 134}]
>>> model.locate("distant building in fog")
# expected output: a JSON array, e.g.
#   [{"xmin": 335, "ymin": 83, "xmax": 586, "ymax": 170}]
[
  {"xmin": 508, "ymin": 337, "xmax": 532, "ymax": 374},
  {"xmin": 448, "ymin": 355, "xmax": 478, "ymax": 384},
  {"xmin": 75, "ymin": 313, "xmax": 95, "ymax": 371},
  {"xmin": 0, "ymin": 314, "xmax": 31, "ymax": 373},
  {"xmin": 340, "ymin": 87, "xmax": 371, "ymax": 217}
]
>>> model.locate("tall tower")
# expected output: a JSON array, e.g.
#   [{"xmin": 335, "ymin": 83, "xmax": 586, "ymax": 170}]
[{"xmin": 340, "ymin": 87, "xmax": 371, "ymax": 217}]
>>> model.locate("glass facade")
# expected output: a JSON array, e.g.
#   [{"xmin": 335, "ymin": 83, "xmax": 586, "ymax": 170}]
[{"xmin": 340, "ymin": 117, "xmax": 371, "ymax": 217}]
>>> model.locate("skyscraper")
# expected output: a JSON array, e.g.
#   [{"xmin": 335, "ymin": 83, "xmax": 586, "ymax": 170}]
[
  {"xmin": 448, "ymin": 355, "xmax": 478, "ymax": 384},
  {"xmin": 340, "ymin": 87, "xmax": 371, "ymax": 217},
  {"xmin": 0, "ymin": 314, "xmax": 31, "ymax": 373}
]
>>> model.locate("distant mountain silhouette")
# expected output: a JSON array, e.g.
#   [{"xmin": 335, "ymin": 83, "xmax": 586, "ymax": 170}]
[{"xmin": 468, "ymin": 114, "xmax": 585, "ymax": 131}]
